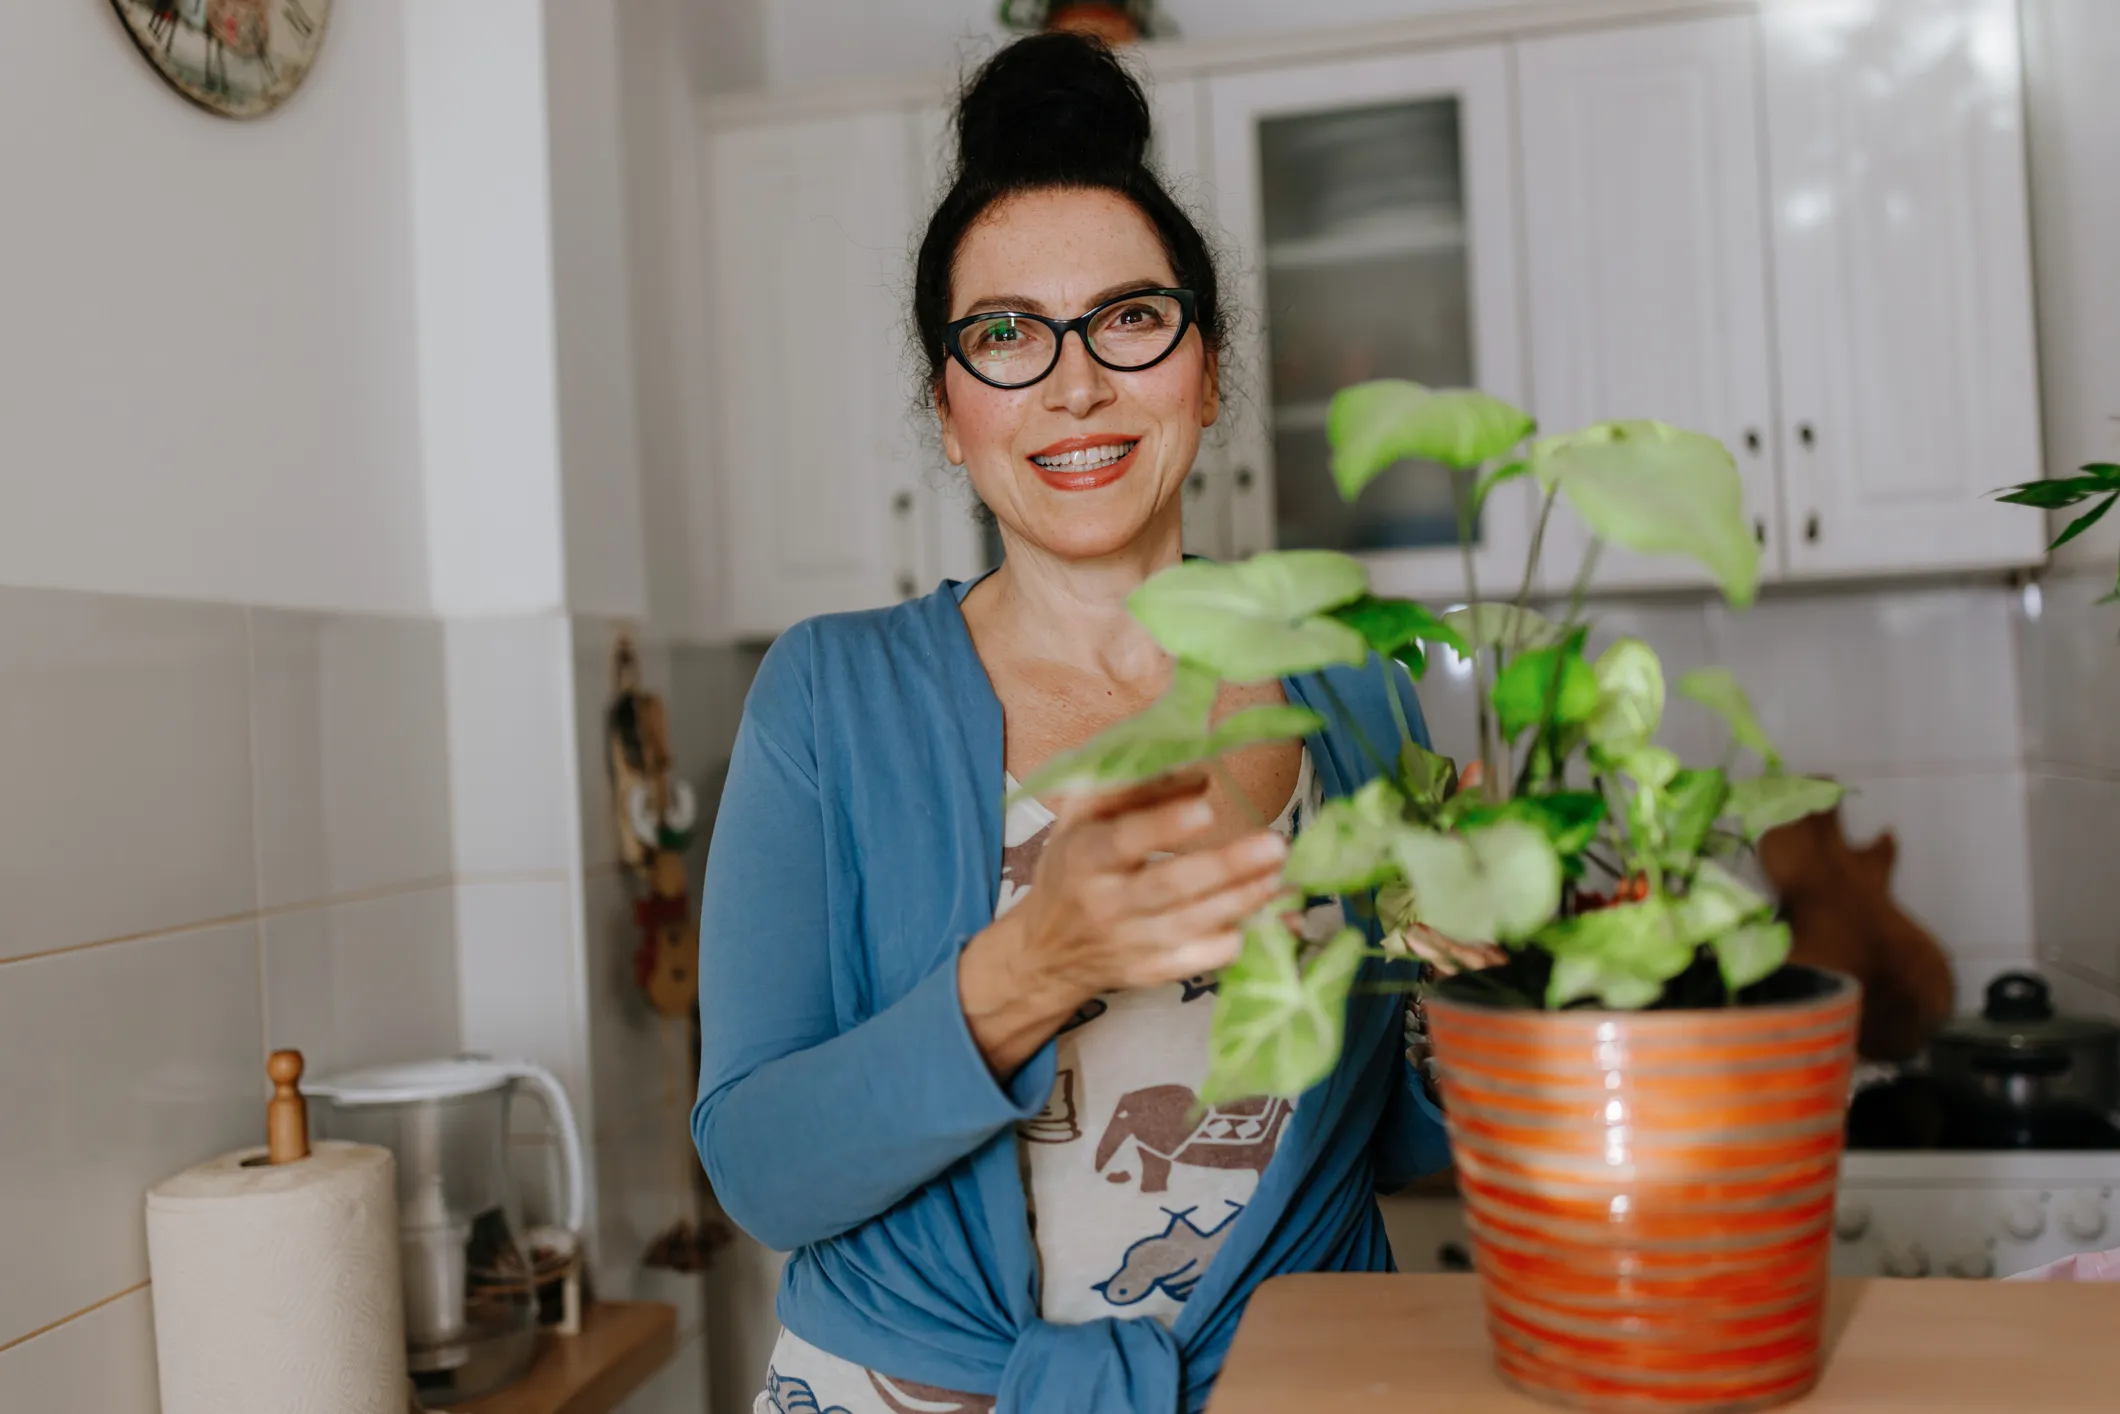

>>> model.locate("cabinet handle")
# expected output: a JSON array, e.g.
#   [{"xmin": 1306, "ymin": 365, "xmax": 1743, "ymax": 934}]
[
  {"xmin": 891, "ymin": 491, "xmax": 916, "ymax": 599},
  {"xmin": 891, "ymin": 492, "xmax": 914, "ymax": 516},
  {"xmin": 1185, "ymin": 473, "xmax": 1204, "ymax": 498},
  {"xmin": 1754, "ymin": 517, "xmax": 1767, "ymax": 547},
  {"xmin": 1744, "ymin": 428, "xmax": 1762, "ymax": 455},
  {"xmin": 897, "ymin": 575, "xmax": 916, "ymax": 598},
  {"xmin": 1805, "ymin": 512, "xmax": 1821, "ymax": 544},
  {"xmin": 1234, "ymin": 466, "xmax": 1255, "ymax": 492},
  {"xmin": 1797, "ymin": 423, "xmax": 1816, "ymax": 449}
]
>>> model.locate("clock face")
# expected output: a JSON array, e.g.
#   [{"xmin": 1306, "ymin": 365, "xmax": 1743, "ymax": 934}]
[{"xmin": 110, "ymin": 0, "xmax": 333, "ymax": 120}]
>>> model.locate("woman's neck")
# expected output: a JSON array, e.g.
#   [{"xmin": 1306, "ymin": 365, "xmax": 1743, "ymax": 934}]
[{"xmin": 969, "ymin": 519, "xmax": 1183, "ymax": 683}]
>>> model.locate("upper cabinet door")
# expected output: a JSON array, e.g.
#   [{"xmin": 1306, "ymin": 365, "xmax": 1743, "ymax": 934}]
[
  {"xmin": 707, "ymin": 112, "xmax": 925, "ymax": 638},
  {"xmin": 1763, "ymin": 0, "xmax": 2045, "ymax": 577},
  {"xmin": 1518, "ymin": 16, "xmax": 1781, "ymax": 594},
  {"xmin": 1207, "ymin": 47, "xmax": 1531, "ymax": 599}
]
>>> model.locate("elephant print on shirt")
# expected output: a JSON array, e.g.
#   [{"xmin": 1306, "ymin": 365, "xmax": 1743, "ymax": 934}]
[
  {"xmin": 1093, "ymin": 1085, "xmax": 1291, "ymax": 1193},
  {"xmin": 1093, "ymin": 1203, "xmax": 1246, "ymax": 1306}
]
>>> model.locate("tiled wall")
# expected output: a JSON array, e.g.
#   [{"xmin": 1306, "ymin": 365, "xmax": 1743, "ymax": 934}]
[
  {"xmin": 2016, "ymin": 567, "xmax": 2120, "ymax": 1018},
  {"xmin": 0, "ymin": 588, "xmax": 462, "ymax": 1406},
  {"xmin": 1415, "ymin": 580, "xmax": 2040, "ymax": 1007}
]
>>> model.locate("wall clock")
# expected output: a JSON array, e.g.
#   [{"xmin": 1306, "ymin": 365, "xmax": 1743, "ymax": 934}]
[{"xmin": 109, "ymin": 0, "xmax": 332, "ymax": 120}]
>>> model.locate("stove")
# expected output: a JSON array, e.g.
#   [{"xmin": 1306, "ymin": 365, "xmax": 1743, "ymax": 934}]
[{"xmin": 1834, "ymin": 1150, "xmax": 2120, "ymax": 1279}]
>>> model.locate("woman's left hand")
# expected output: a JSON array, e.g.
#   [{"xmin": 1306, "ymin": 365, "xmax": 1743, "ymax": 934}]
[{"xmin": 1388, "ymin": 924, "xmax": 1506, "ymax": 977}]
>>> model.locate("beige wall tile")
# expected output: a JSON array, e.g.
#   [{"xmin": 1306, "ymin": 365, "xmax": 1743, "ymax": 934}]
[
  {"xmin": 249, "ymin": 610, "xmax": 453, "ymax": 909},
  {"xmin": 1832, "ymin": 771, "xmax": 2035, "ymax": 968},
  {"xmin": 0, "ymin": 1286, "xmax": 159, "ymax": 1414},
  {"xmin": 263, "ymin": 887, "xmax": 460, "ymax": 1082},
  {"xmin": 0, "ymin": 924, "xmax": 262, "ymax": 1346},
  {"xmin": 0, "ymin": 589, "xmax": 253, "ymax": 963},
  {"xmin": 2029, "ymin": 773, "xmax": 2120, "ymax": 986}
]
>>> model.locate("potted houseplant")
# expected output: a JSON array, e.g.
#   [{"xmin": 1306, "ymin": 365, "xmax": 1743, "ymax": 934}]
[
  {"xmin": 1996, "ymin": 461, "xmax": 2120, "ymax": 602},
  {"xmin": 1014, "ymin": 382, "xmax": 1860, "ymax": 1413}
]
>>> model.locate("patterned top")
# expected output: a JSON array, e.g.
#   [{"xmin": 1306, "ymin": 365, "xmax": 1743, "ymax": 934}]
[{"xmin": 755, "ymin": 754, "xmax": 1332, "ymax": 1414}]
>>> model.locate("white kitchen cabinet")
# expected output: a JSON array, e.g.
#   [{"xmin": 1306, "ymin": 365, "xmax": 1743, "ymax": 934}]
[
  {"xmin": 1761, "ymin": 0, "xmax": 2045, "ymax": 577},
  {"xmin": 706, "ymin": 111, "xmax": 934, "ymax": 637},
  {"xmin": 1207, "ymin": 47, "xmax": 1532, "ymax": 598},
  {"xmin": 1517, "ymin": 15, "xmax": 1781, "ymax": 593}
]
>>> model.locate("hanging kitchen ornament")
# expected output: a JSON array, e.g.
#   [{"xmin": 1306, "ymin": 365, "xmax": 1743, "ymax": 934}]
[
  {"xmin": 604, "ymin": 634, "xmax": 729, "ymax": 1274},
  {"xmin": 605, "ymin": 635, "xmax": 700, "ymax": 1018}
]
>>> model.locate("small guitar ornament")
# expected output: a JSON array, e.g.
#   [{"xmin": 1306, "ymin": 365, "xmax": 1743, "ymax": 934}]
[{"xmin": 605, "ymin": 636, "xmax": 700, "ymax": 1018}]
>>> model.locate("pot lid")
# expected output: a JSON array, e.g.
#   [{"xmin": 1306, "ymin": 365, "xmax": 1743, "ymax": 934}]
[
  {"xmin": 1936, "ymin": 972, "xmax": 2120, "ymax": 1050},
  {"xmin": 304, "ymin": 1056, "xmax": 518, "ymax": 1106}
]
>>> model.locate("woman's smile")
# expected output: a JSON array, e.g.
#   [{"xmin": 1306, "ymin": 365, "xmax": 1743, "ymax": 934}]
[{"xmin": 1028, "ymin": 433, "xmax": 1142, "ymax": 491}]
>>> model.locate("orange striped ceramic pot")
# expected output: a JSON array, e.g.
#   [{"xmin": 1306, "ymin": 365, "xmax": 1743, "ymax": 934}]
[{"xmin": 1424, "ymin": 968, "xmax": 1860, "ymax": 1414}]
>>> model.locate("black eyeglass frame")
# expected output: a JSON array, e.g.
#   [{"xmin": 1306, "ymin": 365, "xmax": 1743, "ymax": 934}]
[{"xmin": 941, "ymin": 288, "xmax": 1198, "ymax": 390}]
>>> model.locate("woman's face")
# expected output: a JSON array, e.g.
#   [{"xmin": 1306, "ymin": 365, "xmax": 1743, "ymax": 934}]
[{"xmin": 937, "ymin": 187, "xmax": 1218, "ymax": 564}]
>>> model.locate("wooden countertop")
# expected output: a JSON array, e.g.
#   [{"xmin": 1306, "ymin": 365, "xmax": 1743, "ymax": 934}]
[
  {"xmin": 1209, "ymin": 1275, "xmax": 2120, "ymax": 1413},
  {"xmin": 445, "ymin": 1302, "xmax": 678, "ymax": 1414}
]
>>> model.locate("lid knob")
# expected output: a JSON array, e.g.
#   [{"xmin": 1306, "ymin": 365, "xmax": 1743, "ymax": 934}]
[
  {"xmin": 266, "ymin": 1049, "xmax": 310, "ymax": 1164},
  {"xmin": 1984, "ymin": 971, "xmax": 2053, "ymax": 1024}
]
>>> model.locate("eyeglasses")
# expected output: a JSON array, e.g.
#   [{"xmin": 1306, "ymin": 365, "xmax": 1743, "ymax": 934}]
[{"xmin": 942, "ymin": 288, "xmax": 1197, "ymax": 390}]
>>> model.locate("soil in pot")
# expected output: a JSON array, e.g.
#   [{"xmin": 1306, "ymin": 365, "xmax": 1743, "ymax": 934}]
[{"xmin": 1424, "ymin": 965, "xmax": 1861, "ymax": 1414}]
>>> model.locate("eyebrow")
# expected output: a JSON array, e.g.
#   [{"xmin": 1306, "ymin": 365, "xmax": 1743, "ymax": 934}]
[{"xmin": 955, "ymin": 279, "xmax": 1171, "ymax": 319}]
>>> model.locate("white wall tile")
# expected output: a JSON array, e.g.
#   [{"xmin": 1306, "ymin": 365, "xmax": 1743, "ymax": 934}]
[
  {"xmin": 0, "ymin": 1286, "xmax": 160, "ymax": 1414},
  {"xmin": 1707, "ymin": 586, "xmax": 2023, "ymax": 774},
  {"xmin": 1831, "ymin": 771, "xmax": 2036, "ymax": 970},
  {"xmin": 594, "ymin": 1114, "xmax": 708, "ymax": 1334},
  {"xmin": 0, "ymin": 924, "xmax": 262, "ymax": 1346},
  {"xmin": 2016, "ymin": 570, "xmax": 2120, "ymax": 775},
  {"xmin": 0, "ymin": 589, "xmax": 253, "ymax": 963},
  {"xmin": 583, "ymin": 870, "xmax": 679, "ymax": 1135},
  {"xmin": 706, "ymin": 1234, "xmax": 785, "ymax": 1414},
  {"xmin": 443, "ymin": 616, "xmax": 577, "ymax": 877},
  {"xmin": 249, "ymin": 610, "xmax": 453, "ymax": 908},
  {"xmin": 2027, "ymin": 772, "xmax": 2120, "ymax": 986},
  {"xmin": 262, "ymin": 887, "xmax": 460, "ymax": 1081},
  {"xmin": 455, "ymin": 880, "xmax": 590, "ymax": 1120}
]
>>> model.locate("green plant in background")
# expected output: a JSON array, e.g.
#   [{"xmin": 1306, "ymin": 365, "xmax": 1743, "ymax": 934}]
[
  {"xmin": 1014, "ymin": 381, "xmax": 1846, "ymax": 1103},
  {"xmin": 1996, "ymin": 462, "xmax": 2120, "ymax": 603}
]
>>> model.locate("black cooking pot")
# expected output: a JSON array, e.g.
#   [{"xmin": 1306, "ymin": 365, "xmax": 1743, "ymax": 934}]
[{"xmin": 1926, "ymin": 972, "xmax": 2120, "ymax": 1146}]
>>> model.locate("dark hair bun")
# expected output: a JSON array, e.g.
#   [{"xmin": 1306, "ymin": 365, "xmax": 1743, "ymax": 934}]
[{"xmin": 954, "ymin": 32, "xmax": 1152, "ymax": 186}]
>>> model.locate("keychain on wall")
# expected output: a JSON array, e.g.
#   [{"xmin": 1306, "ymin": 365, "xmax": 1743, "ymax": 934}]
[{"xmin": 606, "ymin": 634, "xmax": 729, "ymax": 1273}]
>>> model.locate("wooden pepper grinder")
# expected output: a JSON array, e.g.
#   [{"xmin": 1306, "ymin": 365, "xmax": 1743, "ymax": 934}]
[{"xmin": 266, "ymin": 1049, "xmax": 310, "ymax": 1164}]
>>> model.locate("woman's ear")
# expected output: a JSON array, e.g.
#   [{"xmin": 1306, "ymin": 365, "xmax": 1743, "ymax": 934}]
[
  {"xmin": 936, "ymin": 381, "xmax": 965, "ymax": 466},
  {"xmin": 1200, "ymin": 345, "xmax": 1221, "ymax": 429}
]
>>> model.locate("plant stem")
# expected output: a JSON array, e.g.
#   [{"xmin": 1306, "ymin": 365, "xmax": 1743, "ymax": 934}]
[
  {"xmin": 1564, "ymin": 537, "xmax": 1605, "ymax": 631},
  {"xmin": 1516, "ymin": 486, "xmax": 1559, "ymax": 610},
  {"xmin": 1317, "ymin": 674, "xmax": 1393, "ymax": 783},
  {"xmin": 1453, "ymin": 474, "xmax": 1500, "ymax": 802}
]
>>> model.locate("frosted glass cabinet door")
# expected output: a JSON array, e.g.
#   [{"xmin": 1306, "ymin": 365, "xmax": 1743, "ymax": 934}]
[
  {"xmin": 1763, "ymin": 0, "xmax": 2045, "ymax": 577},
  {"xmin": 708, "ymin": 112, "xmax": 929, "ymax": 637},
  {"xmin": 1517, "ymin": 15, "xmax": 1780, "ymax": 593},
  {"xmin": 1208, "ymin": 46, "xmax": 1529, "ymax": 599}
]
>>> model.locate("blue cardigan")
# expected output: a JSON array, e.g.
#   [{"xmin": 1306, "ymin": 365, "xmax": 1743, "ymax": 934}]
[{"xmin": 692, "ymin": 578, "xmax": 1450, "ymax": 1413}]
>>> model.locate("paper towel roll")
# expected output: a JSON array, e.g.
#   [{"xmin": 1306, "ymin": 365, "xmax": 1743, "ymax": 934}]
[{"xmin": 147, "ymin": 1139, "xmax": 408, "ymax": 1414}]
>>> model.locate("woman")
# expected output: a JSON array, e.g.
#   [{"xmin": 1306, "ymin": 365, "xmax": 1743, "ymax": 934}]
[{"xmin": 695, "ymin": 34, "xmax": 1473, "ymax": 1414}]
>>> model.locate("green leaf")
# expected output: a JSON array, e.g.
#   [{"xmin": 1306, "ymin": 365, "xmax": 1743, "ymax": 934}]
[
  {"xmin": 1725, "ymin": 773, "xmax": 1845, "ymax": 839},
  {"xmin": 1547, "ymin": 952, "xmax": 1668, "ymax": 1010},
  {"xmin": 1543, "ymin": 898, "xmax": 1696, "ymax": 977},
  {"xmin": 1443, "ymin": 604, "xmax": 1563, "ymax": 652},
  {"xmin": 1327, "ymin": 381, "xmax": 1536, "ymax": 495},
  {"xmin": 1283, "ymin": 778, "xmax": 1408, "ymax": 893},
  {"xmin": 1376, "ymin": 882, "xmax": 1417, "ymax": 932},
  {"xmin": 1532, "ymin": 421, "xmax": 1760, "ymax": 606},
  {"xmin": 1471, "ymin": 459, "xmax": 1531, "ymax": 519},
  {"xmin": 2049, "ymin": 493, "xmax": 2118, "ymax": 551},
  {"xmin": 1677, "ymin": 667, "xmax": 1781, "ymax": 769},
  {"xmin": 1202, "ymin": 917, "xmax": 1367, "ymax": 1103},
  {"xmin": 1713, "ymin": 920, "xmax": 1792, "ymax": 992},
  {"xmin": 1659, "ymin": 769, "xmax": 1730, "ymax": 866},
  {"xmin": 1491, "ymin": 641, "xmax": 1601, "ymax": 742},
  {"xmin": 1459, "ymin": 792, "xmax": 1607, "ymax": 857},
  {"xmin": 1327, "ymin": 596, "xmax": 1467, "ymax": 681},
  {"xmin": 1587, "ymin": 637, "xmax": 1666, "ymax": 755},
  {"xmin": 1398, "ymin": 741, "xmax": 1458, "ymax": 812},
  {"xmin": 1619, "ymin": 745, "xmax": 1681, "ymax": 790},
  {"xmin": 1128, "ymin": 552, "xmax": 1371, "ymax": 682},
  {"xmin": 1012, "ymin": 665, "xmax": 1319, "ymax": 801},
  {"xmin": 1995, "ymin": 474, "xmax": 2120, "ymax": 508},
  {"xmin": 1391, "ymin": 820, "xmax": 1562, "ymax": 943},
  {"xmin": 1674, "ymin": 860, "xmax": 1772, "ymax": 940}
]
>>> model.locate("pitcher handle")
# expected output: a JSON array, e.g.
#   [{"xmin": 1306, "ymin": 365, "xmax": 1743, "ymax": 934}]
[{"xmin": 505, "ymin": 1062, "xmax": 587, "ymax": 1234}]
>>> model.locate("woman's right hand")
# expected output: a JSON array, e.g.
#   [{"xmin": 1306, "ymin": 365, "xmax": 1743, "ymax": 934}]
[{"xmin": 958, "ymin": 773, "xmax": 1291, "ymax": 1078}]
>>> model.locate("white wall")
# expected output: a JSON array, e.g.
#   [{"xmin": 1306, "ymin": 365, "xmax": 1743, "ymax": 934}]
[{"xmin": 0, "ymin": 1, "xmax": 430, "ymax": 615}]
